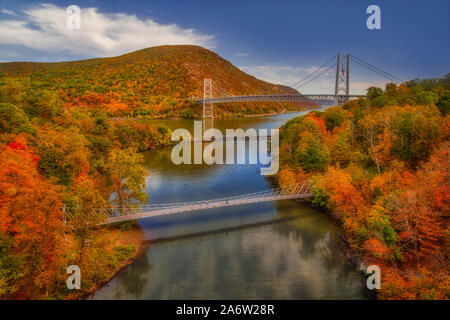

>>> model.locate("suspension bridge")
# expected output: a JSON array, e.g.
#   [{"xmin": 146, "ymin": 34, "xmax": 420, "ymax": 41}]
[
  {"xmin": 198, "ymin": 53, "xmax": 404, "ymax": 118},
  {"xmin": 64, "ymin": 182, "xmax": 312, "ymax": 226}
]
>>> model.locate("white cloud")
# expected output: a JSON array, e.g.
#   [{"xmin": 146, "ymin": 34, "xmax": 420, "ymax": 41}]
[
  {"xmin": 235, "ymin": 52, "xmax": 250, "ymax": 57},
  {"xmin": 239, "ymin": 64, "xmax": 386, "ymax": 94},
  {"xmin": 0, "ymin": 3, "xmax": 216, "ymax": 58},
  {"xmin": 1, "ymin": 9, "xmax": 18, "ymax": 16},
  {"xmin": 239, "ymin": 65, "xmax": 312, "ymax": 84}
]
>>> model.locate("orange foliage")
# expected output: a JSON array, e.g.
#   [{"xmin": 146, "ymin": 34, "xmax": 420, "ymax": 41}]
[
  {"xmin": 306, "ymin": 112, "xmax": 327, "ymax": 136},
  {"xmin": 363, "ymin": 238, "xmax": 391, "ymax": 259},
  {"xmin": 0, "ymin": 137, "xmax": 64, "ymax": 297}
]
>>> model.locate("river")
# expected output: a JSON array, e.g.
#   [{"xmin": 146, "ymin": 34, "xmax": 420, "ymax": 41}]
[{"xmin": 90, "ymin": 111, "xmax": 372, "ymax": 300}]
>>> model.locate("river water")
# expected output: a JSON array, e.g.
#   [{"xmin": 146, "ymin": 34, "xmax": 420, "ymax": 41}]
[{"xmin": 91, "ymin": 111, "xmax": 371, "ymax": 300}]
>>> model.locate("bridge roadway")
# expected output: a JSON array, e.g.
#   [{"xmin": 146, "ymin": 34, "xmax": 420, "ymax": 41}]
[
  {"xmin": 101, "ymin": 192, "xmax": 313, "ymax": 225},
  {"xmin": 61, "ymin": 184, "xmax": 313, "ymax": 226},
  {"xmin": 197, "ymin": 94, "xmax": 365, "ymax": 105}
]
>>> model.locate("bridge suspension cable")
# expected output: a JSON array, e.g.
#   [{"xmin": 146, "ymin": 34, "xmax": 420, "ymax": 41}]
[
  {"xmin": 290, "ymin": 54, "xmax": 338, "ymax": 89},
  {"xmin": 211, "ymin": 80, "xmax": 234, "ymax": 97},
  {"xmin": 294, "ymin": 62, "xmax": 337, "ymax": 90},
  {"xmin": 350, "ymin": 55, "xmax": 404, "ymax": 84}
]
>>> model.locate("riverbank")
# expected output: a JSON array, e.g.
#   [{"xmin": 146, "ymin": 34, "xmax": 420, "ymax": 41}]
[
  {"xmin": 65, "ymin": 225, "xmax": 144, "ymax": 300},
  {"xmin": 110, "ymin": 107, "xmax": 316, "ymax": 122},
  {"xmin": 294, "ymin": 198, "xmax": 369, "ymax": 279}
]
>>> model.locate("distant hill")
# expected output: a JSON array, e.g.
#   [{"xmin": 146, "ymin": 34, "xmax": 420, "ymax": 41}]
[{"xmin": 0, "ymin": 45, "xmax": 303, "ymax": 118}]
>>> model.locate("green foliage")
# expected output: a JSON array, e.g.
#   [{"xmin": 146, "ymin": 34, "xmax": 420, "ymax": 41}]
[
  {"xmin": 0, "ymin": 103, "xmax": 34, "ymax": 135},
  {"xmin": 107, "ymin": 244, "xmax": 136, "ymax": 269},
  {"xmin": 36, "ymin": 127, "xmax": 90, "ymax": 185},
  {"xmin": 107, "ymin": 147, "xmax": 148, "ymax": 205},
  {"xmin": 180, "ymin": 108, "xmax": 194, "ymax": 119},
  {"xmin": 331, "ymin": 129, "xmax": 352, "ymax": 165},
  {"xmin": 409, "ymin": 86, "xmax": 438, "ymax": 105},
  {"xmin": 35, "ymin": 91, "xmax": 64, "ymax": 119},
  {"xmin": 309, "ymin": 175, "xmax": 331, "ymax": 210},
  {"xmin": 0, "ymin": 234, "xmax": 25, "ymax": 298},
  {"xmin": 112, "ymin": 245, "xmax": 136, "ymax": 261},
  {"xmin": 367, "ymin": 206, "xmax": 398, "ymax": 248},
  {"xmin": 0, "ymin": 78, "xmax": 23, "ymax": 104},
  {"xmin": 406, "ymin": 73, "xmax": 450, "ymax": 91},
  {"xmin": 323, "ymin": 107, "xmax": 347, "ymax": 131},
  {"xmin": 157, "ymin": 124, "xmax": 169, "ymax": 135},
  {"xmin": 370, "ymin": 95, "xmax": 392, "ymax": 108},
  {"xmin": 295, "ymin": 134, "xmax": 330, "ymax": 172},
  {"xmin": 389, "ymin": 106, "xmax": 442, "ymax": 165},
  {"xmin": 116, "ymin": 220, "xmax": 137, "ymax": 231},
  {"xmin": 367, "ymin": 87, "xmax": 383, "ymax": 100},
  {"xmin": 436, "ymin": 91, "xmax": 450, "ymax": 115}
]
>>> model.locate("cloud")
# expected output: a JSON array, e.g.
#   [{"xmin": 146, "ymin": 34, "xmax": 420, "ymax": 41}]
[
  {"xmin": 1, "ymin": 9, "xmax": 18, "ymax": 16},
  {"xmin": 0, "ymin": 3, "xmax": 216, "ymax": 59},
  {"xmin": 235, "ymin": 52, "xmax": 250, "ymax": 57},
  {"xmin": 239, "ymin": 64, "xmax": 314, "ymax": 85},
  {"xmin": 239, "ymin": 64, "xmax": 386, "ymax": 94}
]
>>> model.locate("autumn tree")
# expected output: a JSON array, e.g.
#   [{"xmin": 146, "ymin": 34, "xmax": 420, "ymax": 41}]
[
  {"xmin": 0, "ymin": 137, "xmax": 64, "ymax": 298},
  {"xmin": 389, "ymin": 105, "xmax": 443, "ymax": 166},
  {"xmin": 36, "ymin": 126, "xmax": 91, "ymax": 185},
  {"xmin": 107, "ymin": 147, "xmax": 148, "ymax": 208},
  {"xmin": 0, "ymin": 103, "xmax": 33, "ymax": 135}
]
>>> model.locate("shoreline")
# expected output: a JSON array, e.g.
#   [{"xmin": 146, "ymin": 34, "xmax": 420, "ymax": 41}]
[
  {"xmin": 110, "ymin": 107, "xmax": 318, "ymax": 122},
  {"xmin": 69, "ymin": 225, "xmax": 146, "ymax": 300}
]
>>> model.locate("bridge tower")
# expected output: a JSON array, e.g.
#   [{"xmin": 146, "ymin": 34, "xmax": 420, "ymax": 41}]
[
  {"xmin": 203, "ymin": 79, "xmax": 214, "ymax": 118},
  {"xmin": 334, "ymin": 53, "xmax": 350, "ymax": 105}
]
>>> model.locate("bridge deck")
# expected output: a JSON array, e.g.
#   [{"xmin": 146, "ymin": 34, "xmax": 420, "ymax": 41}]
[
  {"xmin": 101, "ymin": 192, "xmax": 312, "ymax": 224},
  {"xmin": 198, "ymin": 94, "xmax": 365, "ymax": 105}
]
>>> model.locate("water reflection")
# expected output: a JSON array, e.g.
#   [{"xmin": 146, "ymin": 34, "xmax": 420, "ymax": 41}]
[{"xmin": 93, "ymin": 206, "xmax": 369, "ymax": 299}]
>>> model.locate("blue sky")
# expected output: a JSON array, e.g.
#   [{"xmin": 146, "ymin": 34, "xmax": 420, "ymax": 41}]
[{"xmin": 0, "ymin": 0, "xmax": 449, "ymax": 94}]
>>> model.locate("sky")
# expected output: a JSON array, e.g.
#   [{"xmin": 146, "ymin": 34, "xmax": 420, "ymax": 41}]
[{"xmin": 0, "ymin": 0, "xmax": 449, "ymax": 94}]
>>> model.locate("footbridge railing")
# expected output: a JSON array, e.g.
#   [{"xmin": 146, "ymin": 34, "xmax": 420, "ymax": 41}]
[{"xmin": 63, "ymin": 182, "xmax": 312, "ymax": 226}]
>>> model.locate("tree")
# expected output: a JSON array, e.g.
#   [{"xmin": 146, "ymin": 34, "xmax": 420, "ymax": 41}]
[
  {"xmin": 107, "ymin": 148, "xmax": 148, "ymax": 207},
  {"xmin": 64, "ymin": 174, "xmax": 107, "ymax": 264},
  {"xmin": 0, "ymin": 233, "xmax": 25, "ymax": 298},
  {"xmin": 436, "ymin": 91, "xmax": 450, "ymax": 115},
  {"xmin": 367, "ymin": 87, "xmax": 383, "ymax": 100},
  {"xmin": 323, "ymin": 107, "xmax": 348, "ymax": 131},
  {"xmin": 0, "ymin": 137, "xmax": 64, "ymax": 298},
  {"xmin": 316, "ymin": 167, "xmax": 367, "ymax": 237},
  {"xmin": 36, "ymin": 126, "xmax": 91, "ymax": 185},
  {"xmin": 277, "ymin": 168, "xmax": 297, "ymax": 189},
  {"xmin": 358, "ymin": 113, "xmax": 383, "ymax": 174},
  {"xmin": 35, "ymin": 91, "xmax": 64, "ymax": 119},
  {"xmin": 389, "ymin": 106, "xmax": 442, "ymax": 166},
  {"xmin": 295, "ymin": 132, "xmax": 330, "ymax": 172},
  {"xmin": 0, "ymin": 103, "xmax": 33, "ymax": 135},
  {"xmin": 0, "ymin": 79, "xmax": 23, "ymax": 104}
]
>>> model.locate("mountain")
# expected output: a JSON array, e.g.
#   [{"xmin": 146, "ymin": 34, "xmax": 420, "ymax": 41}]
[{"xmin": 0, "ymin": 45, "xmax": 302, "ymax": 117}]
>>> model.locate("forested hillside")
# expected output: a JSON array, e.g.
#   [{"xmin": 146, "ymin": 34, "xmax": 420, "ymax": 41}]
[{"xmin": 0, "ymin": 45, "xmax": 302, "ymax": 118}]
